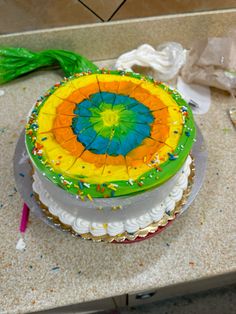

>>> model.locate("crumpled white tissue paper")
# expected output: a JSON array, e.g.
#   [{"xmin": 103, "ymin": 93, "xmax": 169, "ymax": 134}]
[{"xmin": 115, "ymin": 43, "xmax": 187, "ymax": 81}]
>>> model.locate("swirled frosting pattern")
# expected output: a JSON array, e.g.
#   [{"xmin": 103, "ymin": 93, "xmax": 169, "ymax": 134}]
[{"xmin": 26, "ymin": 71, "xmax": 196, "ymax": 199}]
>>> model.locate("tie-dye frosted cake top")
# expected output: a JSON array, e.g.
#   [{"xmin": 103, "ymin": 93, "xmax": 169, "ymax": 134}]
[{"xmin": 25, "ymin": 70, "xmax": 196, "ymax": 199}]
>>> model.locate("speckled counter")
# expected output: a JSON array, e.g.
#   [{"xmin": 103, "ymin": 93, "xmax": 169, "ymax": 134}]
[{"xmin": 1, "ymin": 9, "xmax": 236, "ymax": 314}]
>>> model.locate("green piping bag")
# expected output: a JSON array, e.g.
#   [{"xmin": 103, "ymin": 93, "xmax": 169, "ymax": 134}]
[{"xmin": 0, "ymin": 47, "xmax": 98, "ymax": 84}]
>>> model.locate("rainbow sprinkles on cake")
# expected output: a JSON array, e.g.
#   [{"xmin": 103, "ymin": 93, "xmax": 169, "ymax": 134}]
[{"xmin": 25, "ymin": 69, "xmax": 196, "ymax": 238}]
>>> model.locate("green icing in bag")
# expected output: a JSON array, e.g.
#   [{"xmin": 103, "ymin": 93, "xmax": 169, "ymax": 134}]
[{"xmin": 0, "ymin": 47, "xmax": 98, "ymax": 84}]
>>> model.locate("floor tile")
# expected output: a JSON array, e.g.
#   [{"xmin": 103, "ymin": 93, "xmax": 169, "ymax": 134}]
[
  {"xmin": 112, "ymin": 0, "xmax": 236, "ymax": 20},
  {"xmin": 80, "ymin": 0, "xmax": 125, "ymax": 21},
  {"xmin": 0, "ymin": 0, "xmax": 101, "ymax": 35}
]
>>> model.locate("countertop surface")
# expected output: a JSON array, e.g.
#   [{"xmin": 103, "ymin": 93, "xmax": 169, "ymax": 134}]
[
  {"xmin": 0, "ymin": 66, "xmax": 236, "ymax": 313},
  {"xmin": 1, "ymin": 10, "xmax": 236, "ymax": 313}
]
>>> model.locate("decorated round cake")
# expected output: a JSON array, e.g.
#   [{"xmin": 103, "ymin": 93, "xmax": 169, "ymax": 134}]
[{"xmin": 25, "ymin": 70, "xmax": 196, "ymax": 239}]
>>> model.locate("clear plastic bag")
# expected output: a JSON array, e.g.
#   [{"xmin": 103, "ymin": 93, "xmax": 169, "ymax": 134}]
[{"xmin": 181, "ymin": 29, "xmax": 236, "ymax": 95}]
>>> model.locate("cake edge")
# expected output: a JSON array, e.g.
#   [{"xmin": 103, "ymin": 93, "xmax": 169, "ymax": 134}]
[{"xmin": 32, "ymin": 155, "xmax": 194, "ymax": 239}]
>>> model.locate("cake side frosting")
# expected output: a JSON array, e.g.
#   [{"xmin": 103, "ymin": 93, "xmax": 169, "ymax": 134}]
[
  {"xmin": 25, "ymin": 70, "xmax": 196, "ymax": 198},
  {"xmin": 32, "ymin": 156, "xmax": 192, "ymax": 236},
  {"xmin": 32, "ymin": 154, "xmax": 190, "ymax": 222}
]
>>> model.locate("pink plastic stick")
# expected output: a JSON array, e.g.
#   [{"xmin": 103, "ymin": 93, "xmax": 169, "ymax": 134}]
[{"xmin": 19, "ymin": 203, "xmax": 30, "ymax": 233}]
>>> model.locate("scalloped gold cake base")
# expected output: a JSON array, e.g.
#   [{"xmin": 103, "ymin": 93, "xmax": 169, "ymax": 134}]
[{"xmin": 35, "ymin": 160, "xmax": 195, "ymax": 243}]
